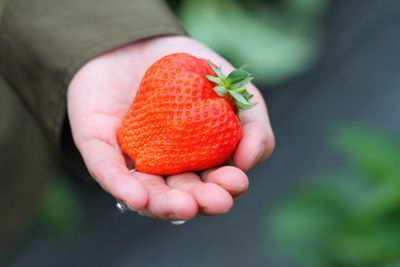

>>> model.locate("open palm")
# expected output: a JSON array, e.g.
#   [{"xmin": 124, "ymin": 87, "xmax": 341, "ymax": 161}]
[{"xmin": 67, "ymin": 36, "xmax": 274, "ymax": 220}]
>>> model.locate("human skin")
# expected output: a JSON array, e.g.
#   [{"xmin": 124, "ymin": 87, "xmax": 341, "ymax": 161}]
[{"xmin": 67, "ymin": 36, "xmax": 275, "ymax": 220}]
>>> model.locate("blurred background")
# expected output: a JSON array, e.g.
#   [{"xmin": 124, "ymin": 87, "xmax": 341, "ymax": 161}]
[{"xmin": 2, "ymin": 0, "xmax": 400, "ymax": 266}]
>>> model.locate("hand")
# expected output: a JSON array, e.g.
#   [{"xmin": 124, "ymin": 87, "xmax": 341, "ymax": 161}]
[{"xmin": 67, "ymin": 36, "xmax": 275, "ymax": 220}]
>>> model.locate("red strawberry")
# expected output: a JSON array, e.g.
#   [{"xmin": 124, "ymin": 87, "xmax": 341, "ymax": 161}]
[{"xmin": 118, "ymin": 53, "xmax": 255, "ymax": 175}]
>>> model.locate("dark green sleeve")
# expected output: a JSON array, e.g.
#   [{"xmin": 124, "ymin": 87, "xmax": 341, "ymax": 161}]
[{"xmin": 0, "ymin": 0, "xmax": 185, "ymax": 144}]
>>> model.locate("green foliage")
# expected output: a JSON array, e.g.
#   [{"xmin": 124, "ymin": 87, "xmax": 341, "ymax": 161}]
[
  {"xmin": 37, "ymin": 175, "xmax": 83, "ymax": 237},
  {"xmin": 336, "ymin": 128, "xmax": 400, "ymax": 181},
  {"xmin": 268, "ymin": 127, "xmax": 400, "ymax": 267},
  {"xmin": 178, "ymin": 0, "xmax": 328, "ymax": 85}
]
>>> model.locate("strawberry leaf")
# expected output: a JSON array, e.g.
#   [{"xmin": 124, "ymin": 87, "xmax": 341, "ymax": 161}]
[
  {"xmin": 242, "ymin": 90, "xmax": 254, "ymax": 100},
  {"xmin": 206, "ymin": 75, "xmax": 222, "ymax": 84},
  {"xmin": 207, "ymin": 59, "xmax": 257, "ymax": 117},
  {"xmin": 231, "ymin": 76, "xmax": 254, "ymax": 90},
  {"xmin": 229, "ymin": 90, "xmax": 249, "ymax": 105},
  {"xmin": 229, "ymin": 90, "xmax": 256, "ymax": 109},
  {"xmin": 226, "ymin": 68, "xmax": 251, "ymax": 84},
  {"xmin": 208, "ymin": 60, "xmax": 225, "ymax": 79},
  {"xmin": 214, "ymin": 86, "xmax": 228, "ymax": 96}
]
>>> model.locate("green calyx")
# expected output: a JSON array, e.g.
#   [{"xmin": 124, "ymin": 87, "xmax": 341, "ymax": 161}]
[{"xmin": 206, "ymin": 60, "xmax": 257, "ymax": 117}]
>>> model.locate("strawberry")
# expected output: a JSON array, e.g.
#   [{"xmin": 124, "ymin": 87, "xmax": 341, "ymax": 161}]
[{"xmin": 118, "ymin": 53, "xmax": 255, "ymax": 175}]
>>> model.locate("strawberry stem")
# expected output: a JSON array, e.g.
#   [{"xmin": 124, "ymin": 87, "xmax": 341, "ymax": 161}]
[{"xmin": 206, "ymin": 60, "xmax": 257, "ymax": 117}]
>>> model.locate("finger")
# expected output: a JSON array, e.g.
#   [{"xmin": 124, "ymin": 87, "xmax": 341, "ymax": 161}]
[
  {"xmin": 78, "ymin": 139, "xmax": 148, "ymax": 210},
  {"xmin": 134, "ymin": 172, "xmax": 198, "ymax": 220},
  {"xmin": 166, "ymin": 173, "xmax": 233, "ymax": 215},
  {"xmin": 201, "ymin": 166, "xmax": 249, "ymax": 197},
  {"xmin": 233, "ymin": 85, "xmax": 275, "ymax": 170}
]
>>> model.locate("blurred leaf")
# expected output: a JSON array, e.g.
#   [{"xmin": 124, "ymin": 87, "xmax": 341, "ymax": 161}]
[
  {"xmin": 336, "ymin": 127, "xmax": 400, "ymax": 180},
  {"xmin": 329, "ymin": 222, "xmax": 400, "ymax": 267},
  {"xmin": 282, "ymin": 0, "xmax": 329, "ymax": 21},
  {"xmin": 383, "ymin": 263, "xmax": 400, "ymax": 267},
  {"xmin": 179, "ymin": 0, "xmax": 328, "ymax": 85},
  {"xmin": 37, "ymin": 175, "xmax": 82, "ymax": 237},
  {"xmin": 268, "ymin": 184, "xmax": 347, "ymax": 265},
  {"xmin": 268, "ymin": 126, "xmax": 400, "ymax": 267},
  {"xmin": 352, "ymin": 182, "xmax": 400, "ymax": 228}
]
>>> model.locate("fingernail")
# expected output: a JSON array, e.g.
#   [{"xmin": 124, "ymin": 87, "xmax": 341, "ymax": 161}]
[
  {"xmin": 125, "ymin": 202, "xmax": 137, "ymax": 212},
  {"xmin": 228, "ymin": 181, "xmax": 248, "ymax": 192},
  {"xmin": 252, "ymin": 143, "xmax": 266, "ymax": 168}
]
